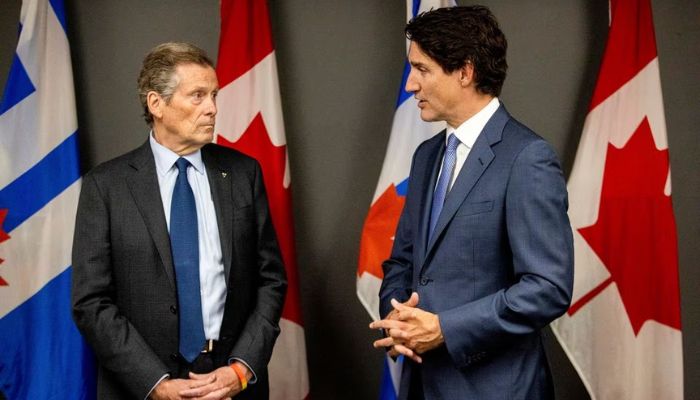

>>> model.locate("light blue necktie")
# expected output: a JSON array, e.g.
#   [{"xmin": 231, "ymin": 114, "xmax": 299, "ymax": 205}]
[
  {"xmin": 170, "ymin": 158, "xmax": 205, "ymax": 362},
  {"xmin": 429, "ymin": 134, "xmax": 460, "ymax": 241}
]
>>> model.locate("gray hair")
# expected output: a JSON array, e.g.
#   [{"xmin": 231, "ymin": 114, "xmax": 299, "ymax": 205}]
[{"xmin": 137, "ymin": 42, "xmax": 214, "ymax": 125}]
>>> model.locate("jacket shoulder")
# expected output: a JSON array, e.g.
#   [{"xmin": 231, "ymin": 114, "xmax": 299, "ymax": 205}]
[
  {"xmin": 502, "ymin": 116, "xmax": 549, "ymax": 148},
  {"xmin": 83, "ymin": 144, "xmax": 147, "ymax": 181},
  {"xmin": 202, "ymin": 143, "xmax": 260, "ymax": 170}
]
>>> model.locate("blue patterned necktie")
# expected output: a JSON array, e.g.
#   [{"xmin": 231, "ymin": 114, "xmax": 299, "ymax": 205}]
[
  {"xmin": 429, "ymin": 134, "xmax": 460, "ymax": 240},
  {"xmin": 170, "ymin": 157, "xmax": 205, "ymax": 362}
]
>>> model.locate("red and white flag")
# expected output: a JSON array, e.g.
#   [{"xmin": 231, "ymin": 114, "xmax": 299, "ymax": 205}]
[
  {"xmin": 215, "ymin": 1, "xmax": 309, "ymax": 399},
  {"xmin": 551, "ymin": 0, "xmax": 682, "ymax": 398}
]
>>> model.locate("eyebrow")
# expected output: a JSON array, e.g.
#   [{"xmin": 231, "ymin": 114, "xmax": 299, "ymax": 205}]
[{"xmin": 187, "ymin": 85, "xmax": 218, "ymax": 93}]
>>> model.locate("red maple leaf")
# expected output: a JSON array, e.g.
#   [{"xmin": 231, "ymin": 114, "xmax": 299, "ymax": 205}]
[
  {"xmin": 357, "ymin": 185, "xmax": 405, "ymax": 279},
  {"xmin": 217, "ymin": 113, "xmax": 302, "ymax": 325},
  {"xmin": 0, "ymin": 208, "xmax": 10, "ymax": 286},
  {"xmin": 568, "ymin": 117, "xmax": 681, "ymax": 335}
]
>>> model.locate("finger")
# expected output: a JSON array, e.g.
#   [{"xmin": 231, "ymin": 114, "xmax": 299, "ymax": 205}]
[
  {"xmin": 391, "ymin": 299, "xmax": 418, "ymax": 316},
  {"xmin": 388, "ymin": 327, "xmax": 409, "ymax": 340},
  {"xmin": 396, "ymin": 309, "xmax": 419, "ymax": 322},
  {"xmin": 393, "ymin": 343, "xmax": 414, "ymax": 357},
  {"xmin": 390, "ymin": 298, "xmax": 407, "ymax": 310},
  {"xmin": 393, "ymin": 344, "xmax": 422, "ymax": 363},
  {"xmin": 370, "ymin": 318, "xmax": 409, "ymax": 330},
  {"xmin": 179, "ymin": 381, "xmax": 217, "ymax": 397},
  {"xmin": 188, "ymin": 372, "xmax": 216, "ymax": 383},
  {"xmin": 373, "ymin": 336, "xmax": 395, "ymax": 348},
  {"xmin": 197, "ymin": 386, "xmax": 232, "ymax": 400},
  {"xmin": 386, "ymin": 309, "xmax": 400, "ymax": 320}
]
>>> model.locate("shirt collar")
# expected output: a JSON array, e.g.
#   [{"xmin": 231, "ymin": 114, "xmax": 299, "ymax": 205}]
[
  {"xmin": 446, "ymin": 97, "xmax": 500, "ymax": 148},
  {"xmin": 149, "ymin": 132, "xmax": 205, "ymax": 177}
]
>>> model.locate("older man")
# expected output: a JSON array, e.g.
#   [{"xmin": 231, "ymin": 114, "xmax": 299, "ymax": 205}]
[
  {"xmin": 72, "ymin": 42, "xmax": 286, "ymax": 400},
  {"xmin": 370, "ymin": 6, "xmax": 574, "ymax": 400}
]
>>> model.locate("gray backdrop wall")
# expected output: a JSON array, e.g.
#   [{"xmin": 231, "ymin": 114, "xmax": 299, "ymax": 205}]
[{"xmin": 1, "ymin": 1, "xmax": 697, "ymax": 399}]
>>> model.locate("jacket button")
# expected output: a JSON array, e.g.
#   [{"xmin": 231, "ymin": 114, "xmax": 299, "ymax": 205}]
[
  {"xmin": 170, "ymin": 305, "xmax": 177, "ymax": 314},
  {"xmin": 419, "ymin": 277, "xmax": 429, "ymax": 286},
  {"xmin": 170, "ymin": 353, "xmax": 179, "ymax": 361}
]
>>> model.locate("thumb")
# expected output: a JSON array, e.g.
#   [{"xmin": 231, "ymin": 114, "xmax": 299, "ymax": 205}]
[{"xmin": 405, "ymin": 292, "xmax": 420, "ymax": 307}]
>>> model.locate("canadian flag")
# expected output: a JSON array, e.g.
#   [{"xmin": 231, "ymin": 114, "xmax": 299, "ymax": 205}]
[
  {"xmin": 550, "ymin": 0, "xmax": 683, "ymax": 399},
  {"xmin": 215, "ymin": 0, "xmax": 309, "ymax": 399}
]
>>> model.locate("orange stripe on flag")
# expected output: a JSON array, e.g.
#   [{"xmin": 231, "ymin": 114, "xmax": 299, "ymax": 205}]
[{"xmin": 358, "ymin": 185, "xmax": 405, "ymax": 280}]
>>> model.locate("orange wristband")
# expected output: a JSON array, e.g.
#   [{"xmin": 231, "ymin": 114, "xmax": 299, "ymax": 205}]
[{"xmin": 230, "ymin": 363, "xmax": 248, "ymax": 390}]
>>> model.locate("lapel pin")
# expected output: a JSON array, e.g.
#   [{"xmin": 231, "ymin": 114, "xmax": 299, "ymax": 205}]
[{"xmin": 221, "ymin": 172, "xmax": 227, "ymax": 178}]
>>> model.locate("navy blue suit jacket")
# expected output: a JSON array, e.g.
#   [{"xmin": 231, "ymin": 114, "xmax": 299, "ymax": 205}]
[{"xmin": 379, "ymin": 104, "xmax": 574, "ymax": 400}]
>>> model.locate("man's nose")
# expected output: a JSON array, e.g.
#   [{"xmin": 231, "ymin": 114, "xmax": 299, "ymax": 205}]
[
  {"xmin": 404, "ymin": 71, "xmax": 419, "ymax": 93},
  {"xmin": 204, "ymin": 95, "xmax": 217, "ymax": 116}
]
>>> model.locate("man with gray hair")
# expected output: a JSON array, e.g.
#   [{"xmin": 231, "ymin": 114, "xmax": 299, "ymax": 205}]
[{"xmin": 72, "ymin": 42, "xmax": 287, "ymax": 400}]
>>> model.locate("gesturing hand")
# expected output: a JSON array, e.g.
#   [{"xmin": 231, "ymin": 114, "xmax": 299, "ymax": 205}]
[{"xmin": 369, "ymin": 292, "xmax": 444, "ymax": 363}]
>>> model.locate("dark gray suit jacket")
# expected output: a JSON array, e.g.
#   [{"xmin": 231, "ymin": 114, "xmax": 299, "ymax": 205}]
[
  {"xmin": 380, "ymin": 104, "xmax": 574, "ymax": 400},
  {"xmin": 72, "ymin": 141, "xmax": 287, "ymax": 399}
]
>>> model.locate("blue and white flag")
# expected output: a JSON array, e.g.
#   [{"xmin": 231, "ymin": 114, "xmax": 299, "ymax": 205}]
[
  {"xmin": 0, "ymin": 0, "xmax": 95, "ymax": 398},
  {"xmin": 357, "ymin": 1, "xmax": 454, "ymax": 398}
]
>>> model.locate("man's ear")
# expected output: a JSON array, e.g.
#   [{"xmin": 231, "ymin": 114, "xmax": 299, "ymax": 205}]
[
  {"xmin": 146, "ymin": 91, "xmax": 163, "ymax": 120},
  {"xmin": 459, "ymin": 62, "xmax": 476, "ymax": 87}
]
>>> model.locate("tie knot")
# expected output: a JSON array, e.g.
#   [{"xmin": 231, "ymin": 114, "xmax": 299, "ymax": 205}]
[
  {"xmin": 446, "ymin": 133, "xmax": 460, "ymax": 152},
  {"xmin": 175, "ymin": 157, "xmax": 191, "ymax": 174}
]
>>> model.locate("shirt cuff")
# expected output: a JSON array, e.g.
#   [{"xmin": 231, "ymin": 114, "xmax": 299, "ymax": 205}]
[
  {"xmin": 145, "ymin": 374, "xmax": 170, "ymax": 399},
  {"xmin": 229, "ymin": 358, "xmax": 258, "ymax": 384}
]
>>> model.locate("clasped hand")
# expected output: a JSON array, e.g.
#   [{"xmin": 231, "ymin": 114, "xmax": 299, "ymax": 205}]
[
  {"xmin": 151, "ymin": 364, "xmax": 245, "ymax": 400},
  {"xmin": 369, "ymin": 292, "xmax": 444, "ymax": 363}
]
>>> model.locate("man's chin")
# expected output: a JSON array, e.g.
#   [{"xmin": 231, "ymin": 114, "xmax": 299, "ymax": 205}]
[
  {"xmin": 419, "ymin": 110, "xmax": 438, "ymax": 123},
  {"xmin": 198, "ymin": 130, "xmax": 215, "ymax": 143}
]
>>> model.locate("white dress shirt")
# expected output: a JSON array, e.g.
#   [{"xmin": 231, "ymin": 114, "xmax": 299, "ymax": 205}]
[
  {"xmin": 149, "ymin": 134, "xmax": 226, "ymax": 340},
  {"xmin": 146, "ymin": 135, "xmax": 256, "ymax": 397},
  {"xmin": 441, "ymin": 97, "xmax": 501, "ymax": 190}
]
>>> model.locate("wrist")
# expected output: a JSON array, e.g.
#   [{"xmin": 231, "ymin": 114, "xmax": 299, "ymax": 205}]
[
  {"xmin": 230, "ymin": 362, "xmax": 248, "ymax": 390},
  {"xmin": 149, "ymin": 375, "xmax": 170, "ymax": 399},
  {"xmin": 431, "ymin": 313, "xmax": 444, "ymax": 345}
]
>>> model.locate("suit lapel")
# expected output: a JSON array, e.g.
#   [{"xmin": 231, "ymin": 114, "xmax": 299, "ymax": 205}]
[
  {"xmin": 126, "ymin": 141, "xmax": 176, "ymax": 290},
  {"xmin": 202, "ymin": 145, "xmax": 234, "ymax": 283},
  {"xmin": 423, "ymin": 105, "xmax": 510, "ymax": 261},
  {"xmin": 415, "ymin": 132, "xmax": 446, "ymax": 269}
]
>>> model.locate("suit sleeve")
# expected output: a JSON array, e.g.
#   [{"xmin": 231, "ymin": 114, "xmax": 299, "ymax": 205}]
[
  {"xmin": 378, "ymin": 153, "xmax": 419, "ymax": 319},
  {"xmin": 439, "ymin": 140, "xmax": 574, "ymax": 368},
  {"xmin": 71, "ymin": 172, "xmax": 169, "ymax": 398},
  {"xmin": 228, "ymin": 162, "xmax": 287, "ymax": 374}
]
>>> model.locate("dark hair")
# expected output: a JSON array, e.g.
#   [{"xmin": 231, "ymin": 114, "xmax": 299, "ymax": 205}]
[
  {"xmin": 405, "ymin": 5, "xmax": 508, "ymax": 96},
  {"xmin": 137, "ymin": 42, "xmax": 214, "ymax": 125}
]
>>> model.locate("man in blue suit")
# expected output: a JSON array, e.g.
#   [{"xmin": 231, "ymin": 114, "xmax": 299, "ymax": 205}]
[{"xmin": 370, "ymin": 6, "xmax": 574, "ymax": 399}]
